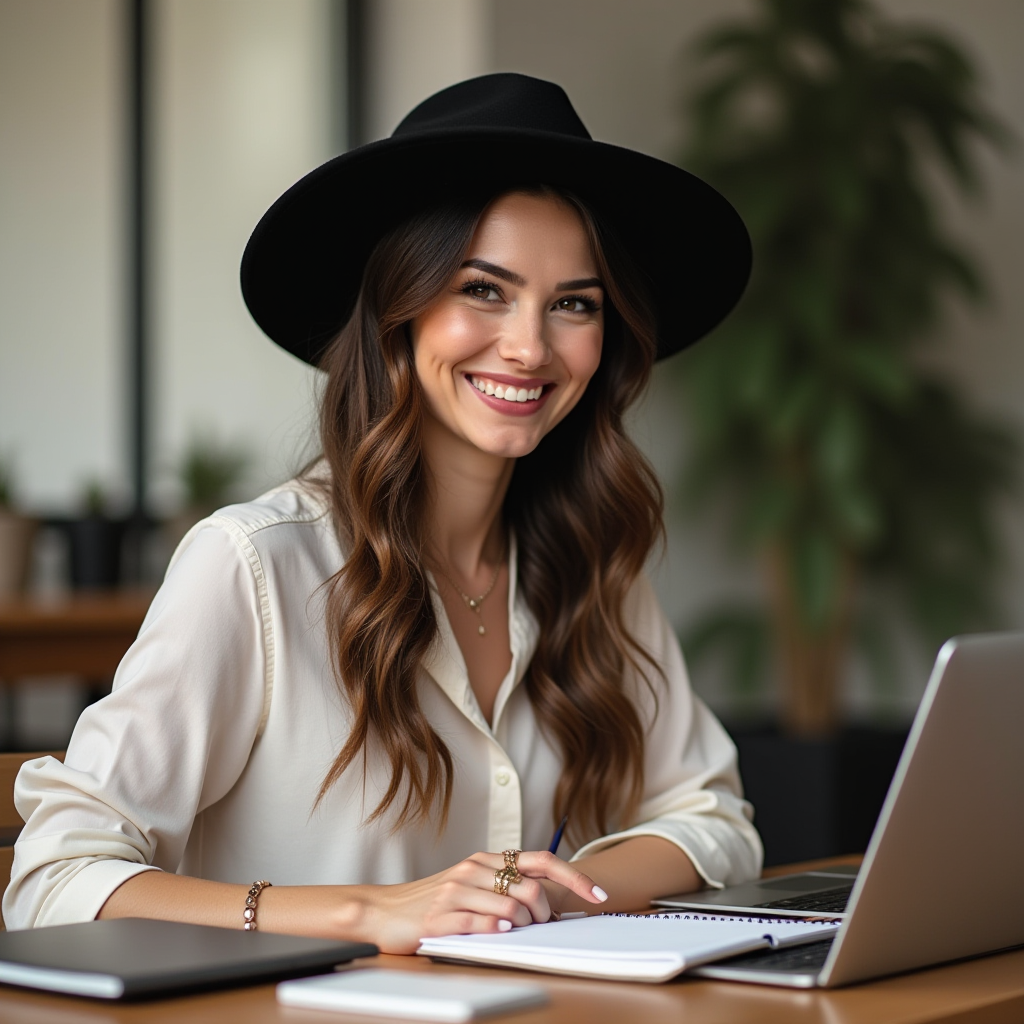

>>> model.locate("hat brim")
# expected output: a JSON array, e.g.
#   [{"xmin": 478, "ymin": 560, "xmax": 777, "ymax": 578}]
[{"xmin": 240, "ymin": 129, "xmax": 751, "ymax": 365}]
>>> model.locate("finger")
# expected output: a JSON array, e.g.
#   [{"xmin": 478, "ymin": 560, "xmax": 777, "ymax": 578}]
[
  {"xmin": 442, "ymin": 880, "xmax": 533, "ymax": 928},
  {"xmin": 506, "ymin": 873, "xmax": 552, "ymax": 924},
  {"xmin": 468, "ymin": 851, "xmax": 606, "ymax": 908},
  {"xmin": 514, "ymin": 851, "xmax": 609, "ymax": 904},
  {"xmin": 466, "ymin": 865, "xmax": 553, "ymax": 924},
  {"xmin": 429, "ymin": 912, "xmax": 514, "ymax": 937},
  {"xmin": 455, "ymin": 857, "xmax": 552, "ymax": 924}
]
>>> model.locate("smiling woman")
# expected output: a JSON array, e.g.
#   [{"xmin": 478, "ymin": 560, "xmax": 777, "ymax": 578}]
[
  {"xmin": 5, "ymin": 74, "xmax": 761, "ymax": 954},
  {"xmin": 315, "ymin": 184, "xmax": 660, "ymax": 847},
  {"xmin": 413, "ymin": 192, "xmax": 607, "ymax": 723},
  {"xmin": 415, "ymin": 193, "xmax": 605, "ymax": 453}
]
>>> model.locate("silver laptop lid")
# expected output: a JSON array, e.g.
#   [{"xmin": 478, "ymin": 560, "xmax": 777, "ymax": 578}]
[{"xmin": 821, "ymin": 633, "xmax": 1024, "ymax": 987}]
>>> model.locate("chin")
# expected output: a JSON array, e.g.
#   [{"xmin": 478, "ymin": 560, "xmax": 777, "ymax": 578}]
[{"xmin": 472, "ymin": 431, "xmax": 544, "ymax": 459}]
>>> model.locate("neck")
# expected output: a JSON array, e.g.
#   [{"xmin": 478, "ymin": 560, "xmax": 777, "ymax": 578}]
[{"xmin": 421, "ymin": 414, "xmax": 513, "ymax": 579}]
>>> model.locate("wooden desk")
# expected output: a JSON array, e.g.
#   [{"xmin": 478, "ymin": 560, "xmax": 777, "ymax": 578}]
[
  {"xmin": 0, "ymin": 856, "xmax": 1018, "ymax": 1024},
  {"xmin": 0, "ymin": 591, "xmax": 151, "ymax": 678},
  {"xmin": 0, "ymin": 946, "xmax": 1021, "ymax": 1024}
]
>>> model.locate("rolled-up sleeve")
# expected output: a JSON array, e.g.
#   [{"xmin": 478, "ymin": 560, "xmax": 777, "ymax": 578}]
[
  {"xmin": 571, "ymin": 577, "xmax": 763, "ymax": 888},
  {"xmin": 3, "ymin": 522, "xmax": 269, "ymax": 929}
]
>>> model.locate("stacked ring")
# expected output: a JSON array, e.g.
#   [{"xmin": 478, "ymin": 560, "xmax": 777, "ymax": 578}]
[{"xmin": 493, "ymin": 849, "xmax": 523, "ymax": 895}]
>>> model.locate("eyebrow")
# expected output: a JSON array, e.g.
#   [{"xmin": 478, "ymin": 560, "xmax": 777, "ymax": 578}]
[
  {"xmin": 461, "ymin": 259, "xmax": 525, "ymax": 287},
  {"xmin": 556, "ymin": 277, "xmax": 603, "ymax": 292},
  {"xmin": 461, "ymin": 259, "xmax": 603, "ymax": 294}
]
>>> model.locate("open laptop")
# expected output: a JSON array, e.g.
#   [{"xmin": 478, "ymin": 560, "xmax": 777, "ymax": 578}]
[{"xmin": 660, "ymin": 632, "xmax": 1024, "ymax": 987}]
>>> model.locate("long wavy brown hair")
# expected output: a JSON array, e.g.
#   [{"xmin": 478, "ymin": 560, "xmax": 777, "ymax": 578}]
[{"xmin": 313, "ymin": 186, "xmax": 664, "ymax": 846}]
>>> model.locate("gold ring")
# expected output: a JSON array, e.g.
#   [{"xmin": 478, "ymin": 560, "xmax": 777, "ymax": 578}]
[
  {"xmin": 493, "ymin": 868, "xmax": 513, "ymax": 895},
  {"xmin": 502, "ymin": 849, "xmax": 522, "ymax": 872}
]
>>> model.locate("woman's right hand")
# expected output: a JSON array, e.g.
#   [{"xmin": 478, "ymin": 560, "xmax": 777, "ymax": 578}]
[
  {"xmin": 336, "ymin": 850, "xmax": 608, "ymax": 954},
  {"xmin": 98, "ymin": 850, "xmax": 606, "ymax": 956}
]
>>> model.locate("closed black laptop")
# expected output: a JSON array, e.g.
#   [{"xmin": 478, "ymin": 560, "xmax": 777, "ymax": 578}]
[{"xmin": 0, "ymin": 918, "xmax": 377, "ymax": 999}]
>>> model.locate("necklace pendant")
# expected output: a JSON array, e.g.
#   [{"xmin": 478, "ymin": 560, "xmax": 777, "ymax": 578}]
[
  {"xmin": 468, "ymin": 598, "xmax": 478, "ymax": 609},
  {"xmin": 478, "ymin": 624, "xmax": 486, "ymax": 636}
]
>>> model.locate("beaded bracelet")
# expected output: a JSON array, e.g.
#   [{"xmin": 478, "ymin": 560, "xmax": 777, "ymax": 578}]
[{"xmin": 243, "ymin": 879, "xmax": 272, "ymax": 931}]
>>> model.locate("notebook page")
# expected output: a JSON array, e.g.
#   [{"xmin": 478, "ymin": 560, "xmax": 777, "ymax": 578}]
[{"xmin": 418, "ymin": 912, "xmax": 840, "ymax": 982}]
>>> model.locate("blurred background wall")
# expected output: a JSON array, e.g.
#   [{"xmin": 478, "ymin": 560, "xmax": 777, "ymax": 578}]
[
  {"xmin": 1, "ymin": 0, "xmax": 125, "ymax": 509},
  {"xmin": 1, "ymin": 0, "xmax": 1022, "ymax": 734}
]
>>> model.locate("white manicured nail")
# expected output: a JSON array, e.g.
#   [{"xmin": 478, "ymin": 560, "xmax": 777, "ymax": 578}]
[
  {"xmin": 592, "ymin": 885, "xmax": 608, "ymax": 902},
  {"xmin": 498, "ymin": 919, "xmax": 513, "ymax": 932}
]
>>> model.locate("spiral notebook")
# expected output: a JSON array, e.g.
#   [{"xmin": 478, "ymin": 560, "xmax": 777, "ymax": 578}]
[{"xmin": 417, "ymin": 912, "xmax": 841, "ymax": 983}]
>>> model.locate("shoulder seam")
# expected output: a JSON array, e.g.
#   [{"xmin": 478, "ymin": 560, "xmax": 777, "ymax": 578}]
[
  {"xmin": 205, "ymin": 515, "xmax": 276, "ymax": 737},
  {"xmin": 218, "ymin": 503, "xmax": 330, "ymax": 540}
]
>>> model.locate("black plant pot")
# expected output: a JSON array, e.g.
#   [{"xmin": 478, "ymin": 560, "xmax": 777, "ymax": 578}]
[
  {"xmin": 727, "ymin": 724, "xmax": 910, "ymax": 867},
  {"xmin": 66, "ymin": 516, "xmax": 126, "ymax": 589}
]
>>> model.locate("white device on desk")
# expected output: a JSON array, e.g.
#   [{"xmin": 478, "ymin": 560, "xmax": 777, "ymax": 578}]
[
  {"xmin": 679, "ymin": 632, "xmax": 1024, "ymax": 987},
  {"xmin": 277, "ymin": 969, "xmax": 547, "ymax": 1021}
]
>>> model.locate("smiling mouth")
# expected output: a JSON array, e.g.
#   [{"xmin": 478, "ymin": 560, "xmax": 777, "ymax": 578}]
[{"xmin": 467, "ymin": 374, "xmax": 550, "ymax": 403}]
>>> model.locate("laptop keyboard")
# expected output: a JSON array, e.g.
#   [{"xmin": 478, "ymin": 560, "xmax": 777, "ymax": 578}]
[
  {"xmin": 757, "ymin": 885, "xmax": 853, "ymax": 914},
  {"xmin": 714, "ymin": 938, "xmax": 835, "ymax": 972}
]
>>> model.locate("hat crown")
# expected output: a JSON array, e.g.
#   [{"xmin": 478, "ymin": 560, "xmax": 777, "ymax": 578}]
[{"xmin": 392, "ymin": 73, "xmax": 592, "ymax": 141}]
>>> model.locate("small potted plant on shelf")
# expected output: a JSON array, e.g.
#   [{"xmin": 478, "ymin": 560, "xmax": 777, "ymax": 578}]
[
  {"xmin": 0, "ymin": 455, "xmax": 38, "ymax": 598},
  {"xmin": 166, "ymin": 433, "xmax": 249, "ymax": 548},
  {"xmin": 67, "ymin": 479, "xmax": 125, "ymax": 590}
]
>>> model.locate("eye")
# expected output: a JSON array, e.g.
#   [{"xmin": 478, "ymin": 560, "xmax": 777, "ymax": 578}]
[
  {"xmin": 555, "ymin": 294, "xmax": 601, "ymax": 314},
  {"xmin": 461, "ymin": 280, "xmax": 503, "ymax": 302}
]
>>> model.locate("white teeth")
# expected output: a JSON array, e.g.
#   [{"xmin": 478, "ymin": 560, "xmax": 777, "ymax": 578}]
[{"xmin": 470, "ymin": 376, "xmax": 545, "ymax": 402}]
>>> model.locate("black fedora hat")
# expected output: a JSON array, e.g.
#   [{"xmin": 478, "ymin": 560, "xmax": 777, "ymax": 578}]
[{"xmin": 241, "ymin": 73, "xmax": 750, "ymax": 366}]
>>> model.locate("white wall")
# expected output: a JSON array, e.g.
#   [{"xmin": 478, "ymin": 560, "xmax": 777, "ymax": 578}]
[
  {"xmin": 150, "ymin": 0, "xmax": 333, "ymax": 509},
  {"xmin": 0, "ymin": 0, "xmax": 336, "ymax": 517},
  {"xmin": 0, "ymin": 0, "xmax": 125, "ymax": 510},
  {"xmin": 364, "ymin": 0, "xmax": 492, "ymax": 141}
]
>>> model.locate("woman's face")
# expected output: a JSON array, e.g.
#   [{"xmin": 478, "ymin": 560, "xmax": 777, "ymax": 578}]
[{"xmin": 411, "ymin": 192, "xmax": 604, "ymax": 462}]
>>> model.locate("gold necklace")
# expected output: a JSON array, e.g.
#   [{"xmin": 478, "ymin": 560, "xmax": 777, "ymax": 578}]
[{"xmin": 439, "ymin": 552, "xmax": 504, "ymax": 637}]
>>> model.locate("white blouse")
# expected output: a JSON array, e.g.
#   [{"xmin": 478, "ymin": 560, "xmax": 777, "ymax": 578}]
[{"xmin": 4, "ymin": 478, "xmax": 762, "ymax": 930}]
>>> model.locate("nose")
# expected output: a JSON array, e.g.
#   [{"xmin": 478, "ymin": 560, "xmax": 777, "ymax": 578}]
[{"xmin": 496, "ymin": 306, "xmax": 551, "ymax": 370}]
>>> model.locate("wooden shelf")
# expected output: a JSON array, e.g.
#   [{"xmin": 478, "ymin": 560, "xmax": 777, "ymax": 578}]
[{"xmin": 0, "ymin": 591, "xmax": 153, "ymax": 678}]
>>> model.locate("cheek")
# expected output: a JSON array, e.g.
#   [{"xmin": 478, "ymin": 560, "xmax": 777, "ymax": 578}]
[
  {"xmin": 562, "ymin": 325, "xmax": 604, "ymax": 387},
  {"xmin": 413, "ymin": 306, "xmax": 493, "ymax": 376}
]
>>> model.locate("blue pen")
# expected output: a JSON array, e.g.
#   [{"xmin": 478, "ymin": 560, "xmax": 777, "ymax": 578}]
[
  {"xmin": 546, "ymin": 815, "xmax": 590, "ymax": 921},
  {"xmin": 548, "ymin": 814, "xmax": 569, "ymax": 855}
]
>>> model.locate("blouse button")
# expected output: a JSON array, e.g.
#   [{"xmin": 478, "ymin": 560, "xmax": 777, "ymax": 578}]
[{"xmin": 495, "ymin": 768, "xmax": 511, "ymax": 786}]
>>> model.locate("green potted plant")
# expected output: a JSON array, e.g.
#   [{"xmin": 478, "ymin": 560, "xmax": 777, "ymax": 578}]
[
  {"xmin": 673, "ymin": 0, "xmax": 1018, "ymax": 739},
  {"xmin": 0, "ymin": 455, "xmax": 38, "ymax": 597},
  {"xmin": 167, "ymin": 434, "xmax": 249, "ymax": 546}
]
